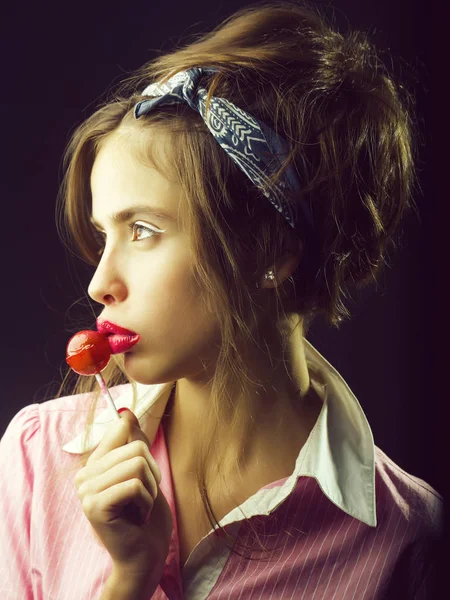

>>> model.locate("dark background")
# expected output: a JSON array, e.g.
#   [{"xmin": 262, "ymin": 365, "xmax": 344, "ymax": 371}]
[{"xmin": 0, "ymin": 0, "xmax": 441, "ymax": 504}]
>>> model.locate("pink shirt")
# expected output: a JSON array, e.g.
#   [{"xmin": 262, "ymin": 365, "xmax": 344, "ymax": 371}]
[{"xmin": 0, "ymin": 338, "xmax": 442, "ymax": 599}]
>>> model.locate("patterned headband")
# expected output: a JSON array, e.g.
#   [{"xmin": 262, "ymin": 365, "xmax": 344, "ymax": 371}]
[{"xmin": 133, "ymin": 66, "xmax": 314, "ymax": 238}]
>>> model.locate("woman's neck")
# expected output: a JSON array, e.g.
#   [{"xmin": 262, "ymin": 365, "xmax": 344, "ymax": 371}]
[{"xmin": 161, "ymin": 325, "xmax": 321, "ymax": 481}]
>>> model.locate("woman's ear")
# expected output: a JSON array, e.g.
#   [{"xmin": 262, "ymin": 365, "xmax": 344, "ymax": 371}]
[{"xmin": 260, "ymin": 239, "xmax": 303, "ymax": 289}]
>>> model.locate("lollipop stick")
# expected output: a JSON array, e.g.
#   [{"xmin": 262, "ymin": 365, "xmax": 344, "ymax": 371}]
[
  {"xmin": 94, "ymin": 372, "xmax": 120, "ymax": 420},
  {"xmin": 94, "ymin": 371, "xmax": 143, "ymax": 525},
  {"xmin": 94, "ymin": 371, "xmax": 144, "ymax": 525}
]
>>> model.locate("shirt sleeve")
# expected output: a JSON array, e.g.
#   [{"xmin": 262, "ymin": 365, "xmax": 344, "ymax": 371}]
[
  {"xmin": 0, "ymin": 404, "xmax": 41, "ymax": 600},
  {"xmin": 382, "ymin": 533, "xmax": 442, "ymax": 599}
]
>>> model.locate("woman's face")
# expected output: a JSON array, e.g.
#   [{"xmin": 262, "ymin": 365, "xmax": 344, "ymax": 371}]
[{"xmin": 88, "ymin": 128, "xmax": 221, "ymax": 384}]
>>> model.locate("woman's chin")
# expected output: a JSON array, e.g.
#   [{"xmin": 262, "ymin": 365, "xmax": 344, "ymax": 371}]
[
  {"xmin": 121, "ymin": 352, "xmax": 148, "ymax": 382},
  {"xmin": 122, "ymin": 353, "xmax": 175, "ymax": 386}
]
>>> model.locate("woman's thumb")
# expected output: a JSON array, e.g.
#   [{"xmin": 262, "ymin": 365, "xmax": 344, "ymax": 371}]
[
  {"xmin": 118, "ymin": 407, "xmax": 153, "ymax": 449},
  {"xmin": 118, "ymin": 407, "xmax": 140, "ymax": 426}
]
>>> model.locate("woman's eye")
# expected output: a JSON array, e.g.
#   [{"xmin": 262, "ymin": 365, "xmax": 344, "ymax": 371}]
[
  {"xmin": 91, "ymin": 222, "xmax": 165, "ymax": 256},
  {"xmin": 130, "ymin": 221, "xmax": 165, "ymax": 242}
]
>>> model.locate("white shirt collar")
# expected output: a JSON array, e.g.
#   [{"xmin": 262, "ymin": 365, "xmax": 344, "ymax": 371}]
[{"xmin": 62, "ymin": 335, "xmax": 376, "ymax": 528}]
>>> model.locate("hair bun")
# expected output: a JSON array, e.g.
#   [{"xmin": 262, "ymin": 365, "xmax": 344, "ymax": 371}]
[{"xmin": 338, "ymin": 31, "xmax": 381, "ymax": 83}]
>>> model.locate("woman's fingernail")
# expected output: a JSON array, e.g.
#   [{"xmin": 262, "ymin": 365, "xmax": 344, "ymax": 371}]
[{"xmin": 118, "ymin": 407, "xmax": 130, "ymax": 415}]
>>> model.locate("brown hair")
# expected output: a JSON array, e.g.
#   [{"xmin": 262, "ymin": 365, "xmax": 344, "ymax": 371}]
[{"xmin": 56, "ymin": 0, "xmax": 418, "ymax": 558}]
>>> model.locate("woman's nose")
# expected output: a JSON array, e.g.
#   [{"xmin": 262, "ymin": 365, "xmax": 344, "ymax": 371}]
[{"xmin": 88, "ymin": 252, "xmax": 127, "ymax": 306}]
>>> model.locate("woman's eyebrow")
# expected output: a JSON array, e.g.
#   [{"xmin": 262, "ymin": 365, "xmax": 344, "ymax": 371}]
[{"xmin": 90, "ymin": 204, "xmax": 175, "ymax": 228}]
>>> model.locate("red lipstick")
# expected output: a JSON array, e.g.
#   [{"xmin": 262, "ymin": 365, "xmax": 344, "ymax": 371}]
[{"xmin": 96, "ymin": 319, "xmax": 140, "ymax": 355}]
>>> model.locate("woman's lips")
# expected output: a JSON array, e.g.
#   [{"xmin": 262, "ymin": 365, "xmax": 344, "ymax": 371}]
[
  {"xmin": 96, "ymin": 319, "xmax": 140, "ymax": 355},
  {"xmin": 107, "ymin": 334, "xmax": 140, "ymax": 354}
]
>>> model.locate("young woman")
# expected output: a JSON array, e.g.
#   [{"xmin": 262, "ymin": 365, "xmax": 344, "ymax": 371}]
[{"xmin": 0, "ymin": 1, "xmax": 442, "ymax": 598}]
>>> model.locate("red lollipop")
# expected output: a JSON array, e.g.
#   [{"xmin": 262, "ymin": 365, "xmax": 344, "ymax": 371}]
[{"xmin": 66, "ymin": 330, "xmax": 111, "ymax": 376}]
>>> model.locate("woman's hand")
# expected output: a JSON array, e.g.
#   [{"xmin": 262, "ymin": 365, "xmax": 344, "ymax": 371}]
[{"xmin": 74, "ymin": 409, "xmax": 173, "ymax": 581}]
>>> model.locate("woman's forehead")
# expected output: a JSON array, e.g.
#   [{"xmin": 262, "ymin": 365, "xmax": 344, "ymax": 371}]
[{"xmin": 90, "ymin": 130, "xmax": 183, "ymax": 225}]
